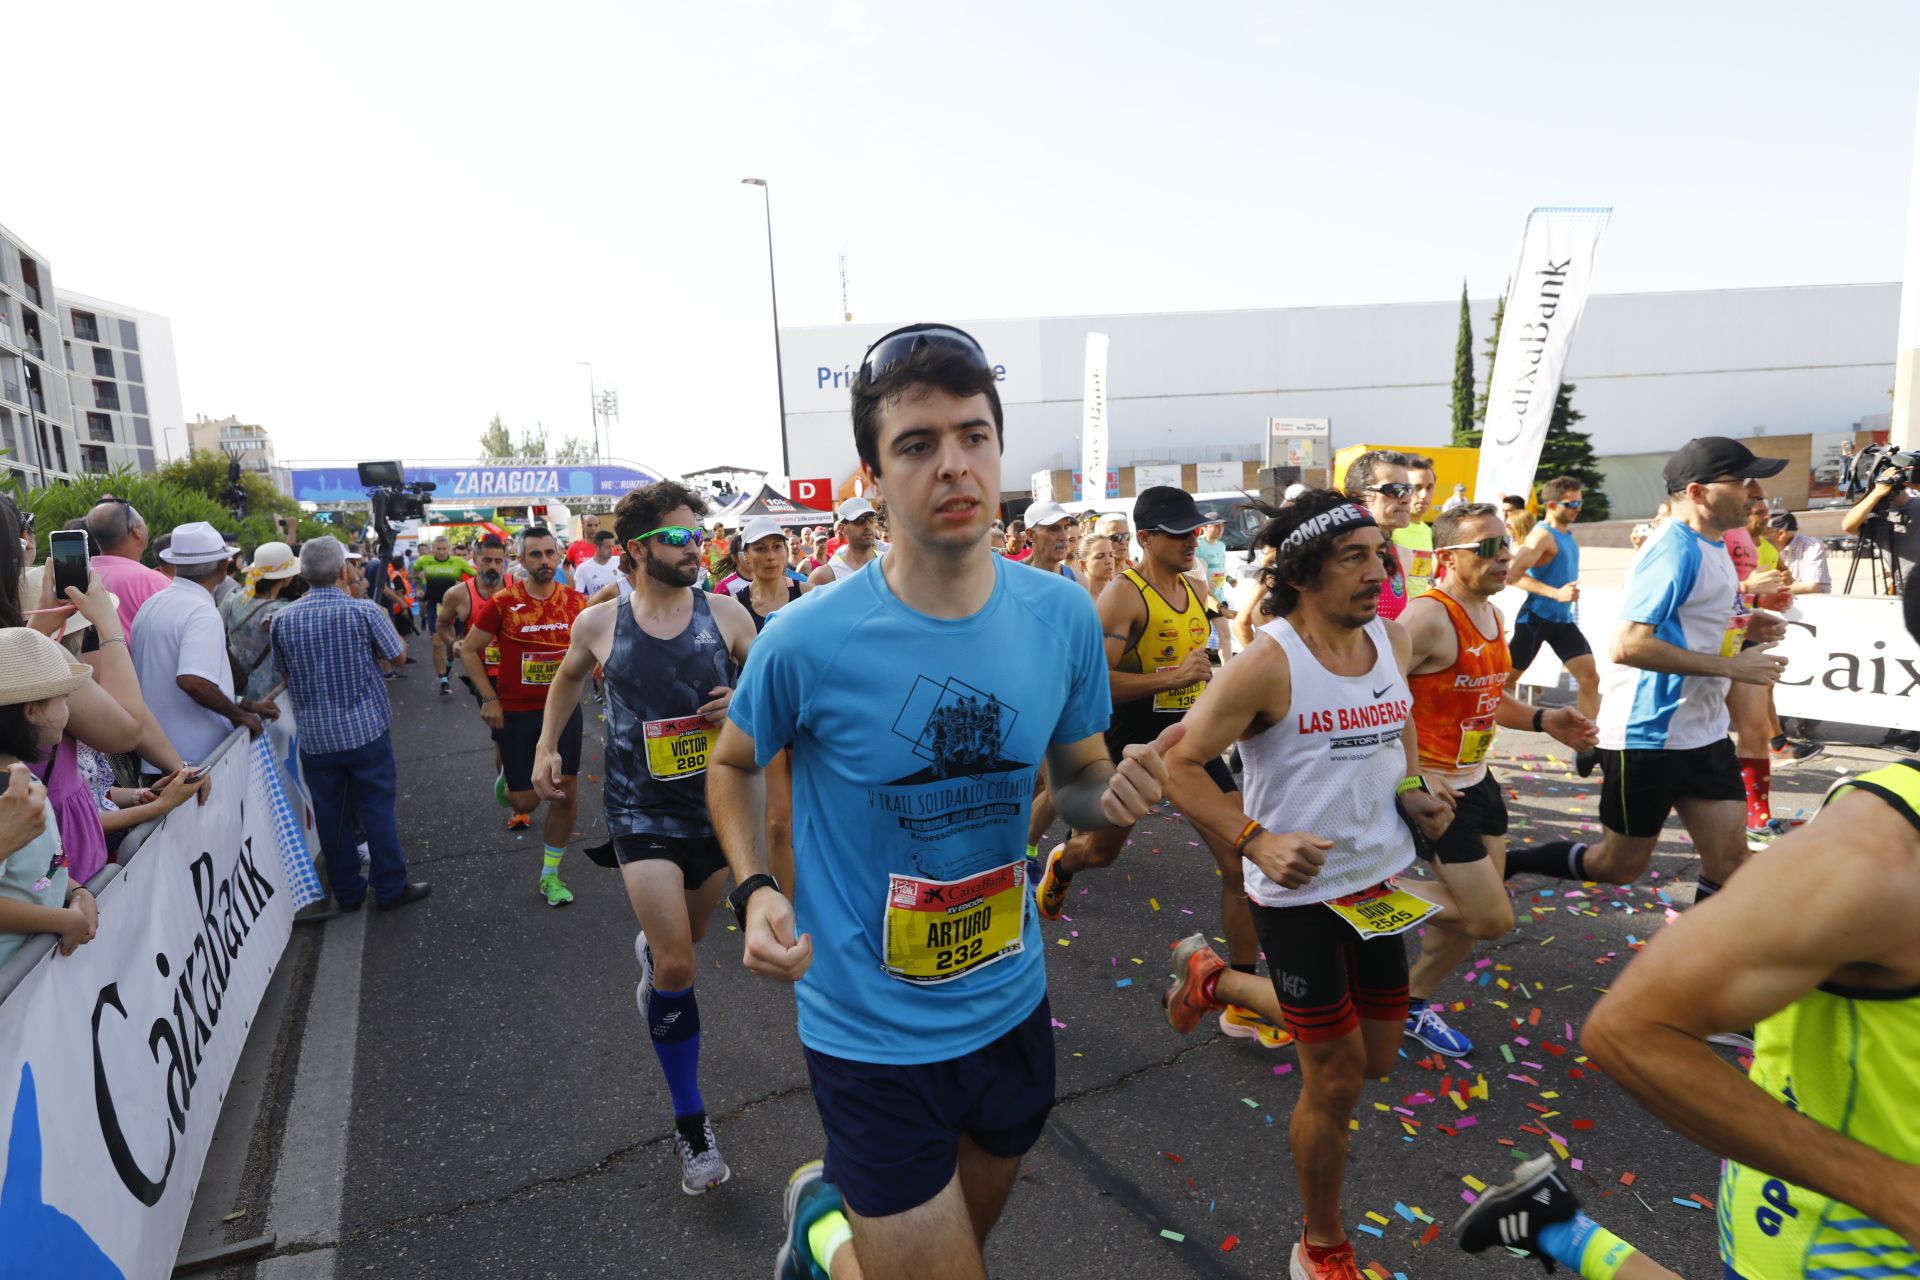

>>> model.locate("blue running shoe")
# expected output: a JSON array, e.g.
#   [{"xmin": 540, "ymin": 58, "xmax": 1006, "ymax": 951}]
[
  {"xmin": 1406, "ymin": 1001, "xmax": 1473, "ymax": 1057},
  {"xmin": 775, "ymin": 1160, "xmax": 843, "ymax": 1280}
]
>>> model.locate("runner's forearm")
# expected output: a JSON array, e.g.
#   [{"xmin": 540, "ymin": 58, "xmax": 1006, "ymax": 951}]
[
  {"xmin": 1495, "ymin": 694, "xmax": 1540, "ymax": 732},
  {"xmin": 708, "ymin": 757, "xmax": 771, "ymax": 882},
  {"xmin": 1165, "ymin": 754, "xmax": 1250, "ymax": 850},
  {"xmin": 1107, "ymin": 669, "xmax": 1183, "ymax": 703},
  {"xmin": 458, "ymin": 633, "xmax": 497, "ymax": 700},
  {"xmin": 1048, "ymin": 756, "xmax": 1117, "ymax": 831},
  {"xmin": 536, "ymin": 665, "xmax": 587, "ymax": 751},
  {"xmin": 1583, "ymin": 1016, "xmax": 1920, "ymax": 1231},
  {"xmin": 1612, "ymin": 630, "xmax": 1734, "ymax": 678},
  {"xmin": 1511, "ymin": 575, "xmax": 1557, "ymax": 598}
]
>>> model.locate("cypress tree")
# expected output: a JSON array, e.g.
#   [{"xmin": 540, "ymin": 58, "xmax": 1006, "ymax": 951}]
[{"xmin": 1450, "ymin": 281, "xmax": 1476, "ymax": 446}]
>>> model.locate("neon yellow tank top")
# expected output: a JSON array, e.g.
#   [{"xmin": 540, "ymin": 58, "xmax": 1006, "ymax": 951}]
[
  {"xmin": 1114, "ymin": 567, "xmax": 1212, "ymax": 726},
  {"xmin": 1719, "ymin": 760, "xmax": 1920, "ymax": 1279}
]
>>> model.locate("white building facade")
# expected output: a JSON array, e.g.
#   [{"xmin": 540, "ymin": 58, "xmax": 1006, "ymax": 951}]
[
  {"xmin": 0, "ymin": 222, "xmax": 79, "ymax": 488},
  {"xmin": 56, "ymin": 290, "xmax": 182, "ymax": 475},
  {"xmin": 777, "ymin": 282, "xmax": 1902, "ymax": 496}
]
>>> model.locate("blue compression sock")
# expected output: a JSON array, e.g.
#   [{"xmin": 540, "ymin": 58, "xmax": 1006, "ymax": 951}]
[{"xmin": 647, "ymin": 985, "xmax": 706, "ymax": 1117}]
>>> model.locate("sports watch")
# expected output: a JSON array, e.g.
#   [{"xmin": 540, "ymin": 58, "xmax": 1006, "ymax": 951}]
[{"xmin": 728, "ymin": 873, "xmax": 782, "ymax": 929}]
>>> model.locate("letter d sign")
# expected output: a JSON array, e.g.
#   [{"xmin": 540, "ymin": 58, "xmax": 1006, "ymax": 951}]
[{"xmin": 790, "ymin": 478, "xmax": 830, "ymax": 509}]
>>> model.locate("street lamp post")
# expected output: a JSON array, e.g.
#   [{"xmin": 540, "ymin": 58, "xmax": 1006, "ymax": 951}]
[
  {"xmin": 577, "ymin": 362, "xmax": 601, "ymax": 462},
  {"xmin": 741, "ymin": 178, "xmax": 791, "ymax": 477}
]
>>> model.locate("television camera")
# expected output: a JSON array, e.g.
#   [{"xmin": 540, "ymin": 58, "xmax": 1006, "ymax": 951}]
[
  {"xmin": 359, "ymin": 460, "xmax": 437, "ymax": 564},
  {"xmin": 1844, "ymin": 444, "xmax": 1920, "ymax": 595}
]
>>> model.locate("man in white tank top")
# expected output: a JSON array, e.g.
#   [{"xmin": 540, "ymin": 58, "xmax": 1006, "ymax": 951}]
[{"xmin": 1156, "ymin": 490, "xmax": 1461, "ymax": 1280}]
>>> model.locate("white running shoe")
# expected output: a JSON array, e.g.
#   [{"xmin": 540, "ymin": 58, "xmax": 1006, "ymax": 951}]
[
  {"xmin": 676, "ymin": 1116, "xmax": 730, "ymax": 1195},
  {"xmin": 634, "ymin": 930, "xmax": 653, "ymax": 1017}
]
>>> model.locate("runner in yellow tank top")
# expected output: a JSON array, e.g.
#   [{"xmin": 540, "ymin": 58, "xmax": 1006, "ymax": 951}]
[
  {"xmin": 1034, "ymin": 487, "xmax": 1299, "ymax": 1049},
  {"xmin": 1452, "ymin": 575, "xmax": 1920, "ymax": 1278}
]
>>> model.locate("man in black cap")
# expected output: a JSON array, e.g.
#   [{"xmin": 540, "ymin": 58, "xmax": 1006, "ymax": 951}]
[
  {"xmin": 1034, "ymin": 487, "xmax": 1295, "ymax": 1048},
  {"xmin": 1505, "ymin": 439, "xmax": 1790, "ymax": 909}
]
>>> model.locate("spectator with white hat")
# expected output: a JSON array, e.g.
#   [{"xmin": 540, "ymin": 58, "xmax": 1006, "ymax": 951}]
[
  {"xmin": 132, "ymin": 521, "xmax": 281, "ymax": 772},
  {"xmin": 809, "ymin": 496, "xmax": 884, "ymax": 587},
  {"xmin": 222, "ymin": 540, "xmax": 305, "ymax": 703}
]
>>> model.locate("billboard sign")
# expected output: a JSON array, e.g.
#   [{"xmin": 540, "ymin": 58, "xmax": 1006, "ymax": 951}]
[{"xmin": 288, "ymin": 462, "xmax": 664, "ymax": 505}]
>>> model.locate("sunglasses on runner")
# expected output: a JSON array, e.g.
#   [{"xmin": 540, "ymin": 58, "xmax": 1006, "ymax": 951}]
[
  {"xmin": 634, "ymin": 526, "xmax": 707, "ymax": 547},
  {"xmin": 1365, "ymin": 483, "xmax": 1415, "ymax": 499},
  {"xmin": 857, "ymin": 324, "xmax": 992, "ymax": 386},
  {"xmin": 1438, "ymin": 536, "xmax": 1511, "ymax": 558},
  {"xmin": 1551, "ymin": 498, "xmax": 1584, "ymax": 509}
]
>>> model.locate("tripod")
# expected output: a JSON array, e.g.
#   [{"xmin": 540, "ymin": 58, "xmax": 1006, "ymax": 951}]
[{"xmin": 1842, "ymin": 514, "xmax": 1904, "ymax": 596}]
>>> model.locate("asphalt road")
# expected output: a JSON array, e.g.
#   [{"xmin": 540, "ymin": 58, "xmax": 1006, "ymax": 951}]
[{"xmin": 229, "ymin": 633, "xmax": 1876, "ymax": 1280}]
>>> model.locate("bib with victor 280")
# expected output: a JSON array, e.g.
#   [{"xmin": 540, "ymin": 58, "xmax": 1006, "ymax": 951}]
[
  {"xmin": 882, "ymin": 861, "xmax": 1027, "ymax": 985},
  {"xmin": 644, "ymin": 715, "xmax": 711, "ymax": 780}
]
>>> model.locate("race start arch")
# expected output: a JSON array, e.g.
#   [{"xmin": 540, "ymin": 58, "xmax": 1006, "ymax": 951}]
[{"xmin": 284, "ymin": 458, "xmax": 669, "ymax": 505}]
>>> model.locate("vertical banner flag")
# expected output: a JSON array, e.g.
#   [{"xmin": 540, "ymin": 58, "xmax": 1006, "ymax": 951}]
[
  {"xmin": 1473, "ymin": 207, "xmax": 1612, "ymax": 505},
  {"xmin": 1891, "ymin": 79, "xmax": 1920, "ymax": 449},
  {"xmin": 1081, "ymin": 333, "xmax": 1110, "ymax": 503}
]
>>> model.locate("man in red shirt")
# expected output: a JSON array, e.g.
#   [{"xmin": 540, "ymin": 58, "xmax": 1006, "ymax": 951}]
[
  {"xmin": 461, "ymin": 525, "xmax": 588, "ymax": 908},
  {"xmin": 565, "ymin": 513, "xmax": 603, "ymax": 570}
]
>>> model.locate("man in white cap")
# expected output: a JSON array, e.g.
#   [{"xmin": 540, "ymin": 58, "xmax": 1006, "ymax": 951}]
[
  {"xmin": 1021, "ymin": 501, "xmax": 1080, "ymax": 584},
  {"xmin": 132, "ymin": 522, "xmax": 280, "ymax": 770},
  {"xmin": 808, "ymin": 496, "xmax": 883, "ymax": 586}
]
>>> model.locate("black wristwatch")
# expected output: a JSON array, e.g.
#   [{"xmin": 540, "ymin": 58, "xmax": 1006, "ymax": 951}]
[
  {"xmin": 1531, "ymin": 707, "xmax": 1546, "ymax": 734},
  {"xmin": 728, "ymin": 873, "xmax": 782, "ymax": 929}
]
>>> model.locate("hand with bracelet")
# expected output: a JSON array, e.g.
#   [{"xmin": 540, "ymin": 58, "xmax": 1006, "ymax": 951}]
[
  {"xmin": 1234, "ymin": 818, "xmax": 1334, "ymax": 890},
  {"xmin": 1532, "ymin": 704, "xmax": 1599, "ymax": 753},
  {"xmin": 59, "ymin": 885, "xmax": 98, "ymax": 956},
  {"xmin": 477, "ymin": 694, "xmax": 504, "ymax": 731}
]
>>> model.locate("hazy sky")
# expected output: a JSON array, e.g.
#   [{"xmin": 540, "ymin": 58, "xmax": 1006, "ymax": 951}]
[{"xmin": 9, "ymin": 1, "xmax": 1917, "ymax": 480}]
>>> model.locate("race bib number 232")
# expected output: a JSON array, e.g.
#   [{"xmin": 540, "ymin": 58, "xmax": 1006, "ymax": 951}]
[{"xmin": 882, "ymin": 862, "xmax": 1027, "ymax": 985}]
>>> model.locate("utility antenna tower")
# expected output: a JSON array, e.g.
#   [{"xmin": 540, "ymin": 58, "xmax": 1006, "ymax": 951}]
[{"xmin": 839, "ymin": 249, "xmax": 851, "ymax": 322}]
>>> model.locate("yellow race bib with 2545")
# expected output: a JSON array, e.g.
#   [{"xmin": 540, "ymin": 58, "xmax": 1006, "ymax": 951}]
[{"xmin": 1325, "ymin": 881, "xmax": 1442, "ymax": 939}]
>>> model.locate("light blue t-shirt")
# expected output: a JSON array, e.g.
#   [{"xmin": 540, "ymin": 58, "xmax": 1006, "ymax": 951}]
[
  {"xmin": 729, "ymin": 555, "xmax": 1112, "ymax": 1065},
  {"xmin": 1596, "ymin": 520, "xmax": 1743, "ymax": 752},
  {"xmin": 1516, "ymin": 526, "xmax": 1580, "ymax": 624}
]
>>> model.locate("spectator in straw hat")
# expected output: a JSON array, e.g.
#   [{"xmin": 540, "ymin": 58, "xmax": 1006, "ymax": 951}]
[
  {"xmin": 222, "ymin": 541, "xmax": 304, "ymax": 702},
  {"xmin": 133, "ymin": 522, "xmax": 280, "ymax": 771},
  {"xmin": 0, "ymin": 628, "xmax": 100, "ymax": 964}
]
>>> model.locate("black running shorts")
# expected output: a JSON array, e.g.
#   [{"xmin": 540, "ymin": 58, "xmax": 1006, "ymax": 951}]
[
  {"xmin": 1508, "ymin": 617, "xmax": 1592, "ymax": 673},
  {"xmin": 803, "ymin": 995, "xmax": 1055, "ymax": 1218},
  {"xmin": 1250, "ymin": 893, "xmax": 1411, "ymax": 1044},
  {"xmin": 1418, "ymin": 773, "xmax": 1509, "ymax": 864},
  {"xmin": 493, "ymin": 706, "xmax": 582, "ymax": 793},
  {"xmin": 1597, "ymin": 738, "xmax": 1743, "ymax": 838},
  {"xmin": 611, "ymin": 832, "xmax": 727, "ymax": 887}
]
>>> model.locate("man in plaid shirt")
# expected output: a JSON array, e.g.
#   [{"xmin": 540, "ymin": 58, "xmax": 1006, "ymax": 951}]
[{"xmin": 272, "ymin": 536, "xmax": 431, "ymax": 913}]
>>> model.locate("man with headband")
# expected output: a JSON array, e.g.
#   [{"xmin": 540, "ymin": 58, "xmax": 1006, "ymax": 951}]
[{"xmin": 1157, "ymin": 488, "xmax": 1458, "ymax": 1280}]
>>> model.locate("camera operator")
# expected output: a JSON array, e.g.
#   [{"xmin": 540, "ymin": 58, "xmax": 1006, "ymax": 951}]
[{"xmin": 1839, "ymin": 453, "xmax": 1920, "ymax": 578}]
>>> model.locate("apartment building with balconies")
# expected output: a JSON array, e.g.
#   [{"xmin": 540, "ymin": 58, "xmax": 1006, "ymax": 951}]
[
  {"xmin": 57, "ymin": 290, "xmax": 182, "ymax": 475},
  {"xmin": 0, "ymin": 222, "xmax": 79, "ymax": 488}
]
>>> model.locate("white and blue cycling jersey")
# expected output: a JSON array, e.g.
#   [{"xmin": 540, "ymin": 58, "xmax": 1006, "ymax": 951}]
[{"xmin": 1596, "ymin": 520, "xmax": 1745, "ymax": 752}]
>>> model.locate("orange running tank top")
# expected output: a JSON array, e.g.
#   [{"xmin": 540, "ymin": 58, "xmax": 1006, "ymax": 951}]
[{"xmin": 1407, "ymin": 588, "xmax": 1511, "ymax": 787}]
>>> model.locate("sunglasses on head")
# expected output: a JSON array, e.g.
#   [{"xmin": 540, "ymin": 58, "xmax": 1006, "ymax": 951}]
[
  {"xmin": 1438, "ymin": 536, "xmax": 1511, "ymax": 558},
  {"xmin": 635, "ymin": 526, "xmax": 707, "ymax": 547},
  {"xmin": 857, "ymin": 324, "xmax": 992, "ymax": 386},
  {"xmin": 1365, "ymin": 483, "xmax": 1415, "ymax": 499}
]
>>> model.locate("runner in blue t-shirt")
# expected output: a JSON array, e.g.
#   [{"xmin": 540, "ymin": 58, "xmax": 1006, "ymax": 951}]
[{"xmin": 710, "ymin": 323, "xmax": 1178, "ymax": 1280}]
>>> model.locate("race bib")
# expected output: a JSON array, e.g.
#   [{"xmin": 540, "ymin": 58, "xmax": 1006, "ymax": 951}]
[
  {"xmin": 882, "ymin": 861, "xmax": 1027, "ymax": 985},
  {"xmin": 644, "ymin": 715, "xmax": 711, "ymax": 780},
  {"xmin": 520, "ymin": 652, "xmax": 561, "ymax": 685},
  {"xmin": 483, "ymin": 642, "xmax": 502, "ymax": 668},
  {"xmin": 1720, "ymin": 611, "xmax": 1750, "ymax": 658},
  {"xmin": 1457, "ymin": 715, "xmax": 1495, "ymax": 768},
  {"xmin": 1153, "ymin": 667, "xmax": 1203, "ymax": 713},
  {"xmin": 1406, "ymin": 550, "xmax": 1434, "ymax": 587},
  {"xmin": 1324, "ymin": 881, "xmax": 1443, "ymax": 939}
]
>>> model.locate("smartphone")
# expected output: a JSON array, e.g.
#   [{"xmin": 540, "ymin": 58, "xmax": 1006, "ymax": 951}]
[{"xmin": 48, "ymin": 529, "xmax": 90, "ymax": 599}]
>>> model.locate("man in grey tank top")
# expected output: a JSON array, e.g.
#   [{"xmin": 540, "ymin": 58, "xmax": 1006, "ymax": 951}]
[
  {"xmin": 532, "ymin": 480, "xmax": 758, "ymax": 1197},
  {"xmin": 1157, "ymin": 490, "xmax": 1462, "ymax": 1280}
]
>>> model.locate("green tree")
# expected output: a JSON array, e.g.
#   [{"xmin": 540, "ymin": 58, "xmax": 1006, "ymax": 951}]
[
  {"xmin": 1450, "ymin": 281, "xmax": 1476, "ymax": 446},
  {"xmin": 552, "ymin": 434, "xmax": 595, "ymax": 464},
  {"xmin": 515, "ymin": 423, "xmax": 548, "ymax": 462},
  {"xmin": 159, "ymin": 450, "xmax": 301, "ymax": 520},
  {"xmin": 1469, "ymin": 293, "xmax": 1610, "ymax": 519},
  {"xmin": 21, "ymin": 467, "xmax": 330, "ymax": 565},
  {"xmin": 478, "ymin": 414, "xmax": 513, "ymax": 460}
]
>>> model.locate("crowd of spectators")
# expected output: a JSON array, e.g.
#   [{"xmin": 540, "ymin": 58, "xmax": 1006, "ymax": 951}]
[{"xmin": 0, "ymin": 497, "xmax": 428, "ymax": 971}]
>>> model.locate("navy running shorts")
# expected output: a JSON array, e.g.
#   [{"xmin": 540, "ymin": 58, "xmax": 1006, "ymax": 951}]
[{"xmin": 803, "ymin": 995, "xmax": 1055, "ymax": 1218}]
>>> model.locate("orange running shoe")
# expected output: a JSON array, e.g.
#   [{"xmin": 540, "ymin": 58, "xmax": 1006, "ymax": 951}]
[
  {"xmin": 1033, "ymin": 844, "xmax": 1072, "ymax": 921},
  {"xmin": 1220, "ymin": 1004, "xmax": 1294, "ymax": 1049},
  {"xmin": 506, "ymin": 812, "xmax": 532, "ymax": 831},
  {"xmin": 1164, "ymin": 933, "xmax": 1226, "ymax": 1034},
  {"xmin": 1289, "ymin": 1238, "xmax": 1366, "ymax": 1280}
]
